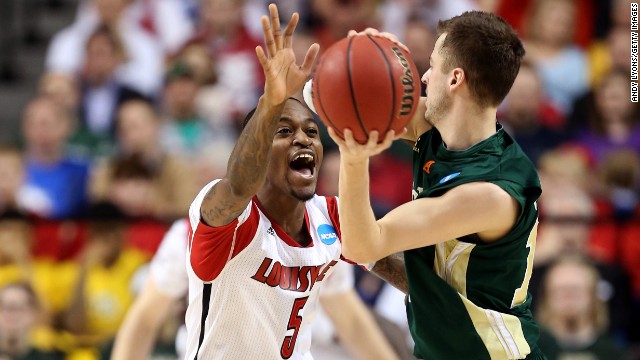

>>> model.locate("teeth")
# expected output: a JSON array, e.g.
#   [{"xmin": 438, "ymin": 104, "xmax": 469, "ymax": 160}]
[{"xmin": 294, "ymin": 154, "xmax": 314, "ymax": 163}]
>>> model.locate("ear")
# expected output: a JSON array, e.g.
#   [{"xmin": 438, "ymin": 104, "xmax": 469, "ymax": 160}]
[{"xmin": 449, "ymin": 68, "xmax": 465, "ymax": 91}]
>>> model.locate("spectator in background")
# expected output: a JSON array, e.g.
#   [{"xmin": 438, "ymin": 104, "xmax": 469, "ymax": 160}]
[
  {"xmin": 170, "ymin": 42, "xmax": 241, "ymax": 143},
  {"xmin": 22, "ymin": 97, "xmax": 90, "ymax": 219},
  {"xmin": 111, "ymin": 0, "xmax": 194, "ymax": 54},
  {"xmin": 499, "ymin": 62, "xmax": 566, "ymax": 164},
  {"xmin": 588, "ymin": 27, "xmax": 632, "ymax": 89},
  {"xmin": 61, "ymin": 203, "xmax": 146, "ymax": 355},
  {"xmin": 536, "ymin": 256, "xmax": 626, "ymax": 360},
  {"xmin": 46, "ymin": 0, "xmax": 163, "ymax": 95},
  {"xmin": 191, "ymin": 0, "xmax": 264, "ymax": 117},
  {"xmin": 378, "ymin": 0, "xmax": 477, "ymax": 38},
  {"xmin": 0, "ymin": 282, "xmax": 65, "ymax": 360},
  {"xmin": 531, "ymin": 181, "xmax": 632, "ymax": 342},
  {"xmin": 160, "ymin": 62, "xmax": 235, "ymax": 162},
  {"xmin": 524, "ymin": 0, "xmax": 588, "ymax": 117},
  {"xmin": 310, "ymin": 0, "xmax": 378, "ymax": 52},
  {"xmin": 598, "ymin": 150, "xmax": 640, "ymax": 222},
  {"xmin": 574, "ymin": 69, "xmax": 640, "ymax": 162},
  {"xmin": 0, "ymin": 148, "xmax": 42, "ymax": 217},
  {"xmin": 90, "ymin": 99, "xmax": 196, "ymax": 220},
  {"xmin": 74, "ymin": 26, "xmax": 146, "ymax": 159},
  {"xmin": 0, "ymin": 215, "xmax": 32, "ymax": 289}
]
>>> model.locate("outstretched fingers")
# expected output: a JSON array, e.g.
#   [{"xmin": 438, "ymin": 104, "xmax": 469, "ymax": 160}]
[
  {"xmin": 283, "ymin": 12, "xmax": 299, "ymax": 48},
  {"xmin": 301, "ymin": 43, "xmax": 320, "ymax": 74},
  {"xmin": 268, "ymin": 4, "xmax": 283, "ymax": 50},
  {"xmin": 255, "ymin": 45, "xmax": 269, "ymax": 72},
  {"xmin": 261, "ymin": 15, "xmax": 276, "ymax": 57}
]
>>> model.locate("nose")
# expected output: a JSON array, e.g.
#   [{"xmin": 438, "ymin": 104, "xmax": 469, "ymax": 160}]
[
  {"xmin": 293, "ymin": 129, "xmax": 312, "ymax": 147},
  {"xmin": 421, "ymin": 70, "xmax": 430, "ymax": 85}
]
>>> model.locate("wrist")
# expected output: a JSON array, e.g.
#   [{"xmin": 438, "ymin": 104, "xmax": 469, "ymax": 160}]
[{"xmin": 258, "ymin": 95, "xmax": 286, "ymax": 115}]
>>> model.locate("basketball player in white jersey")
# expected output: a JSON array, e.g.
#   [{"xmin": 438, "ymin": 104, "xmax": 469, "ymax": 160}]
[
  {"xmin": 178, "ymin": 4, "xmax": 404, "ymax": 359},
  {"xmin": 111, "ymin": 219, "xmax": 398, "ymax": 360}
]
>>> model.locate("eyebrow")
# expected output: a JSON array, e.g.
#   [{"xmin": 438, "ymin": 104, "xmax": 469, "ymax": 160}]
[{"xmin": 279, "ymin": 117, "xmax": 318, "ymax": 125}]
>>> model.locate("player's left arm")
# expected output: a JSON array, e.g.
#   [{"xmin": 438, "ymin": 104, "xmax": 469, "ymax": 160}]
[
  {"xmin": 370, "ymin": 253, "xmax": 408, "ymax": 294},
  {"xmin": 110, "ymin": 278, "xmax": 176, "ymax": 360},
  {"xmin": 321, "ymin": 289, "xmax": 399, "ymax": 360}
]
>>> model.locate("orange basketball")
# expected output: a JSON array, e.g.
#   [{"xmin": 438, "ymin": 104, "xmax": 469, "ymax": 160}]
[{"xmin": 310, "ymin": 34, "xmax": 421, "ymax": 143}]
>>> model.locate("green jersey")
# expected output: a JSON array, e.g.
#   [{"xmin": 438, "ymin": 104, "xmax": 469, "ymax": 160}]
[{"xmin": 406, "ymin": 125, "xmax": 545, "ymax": 359}]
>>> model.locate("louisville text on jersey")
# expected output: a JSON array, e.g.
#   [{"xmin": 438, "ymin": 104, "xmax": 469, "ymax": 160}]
[{"xmin": 251, "ymin": 257, "xmax": 338, "ymax": 292}]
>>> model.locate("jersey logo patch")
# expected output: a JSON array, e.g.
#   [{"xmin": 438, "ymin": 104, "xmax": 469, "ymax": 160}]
[
  {"xmin": 317, "ymin": 224, "xmax": 338, "ymax": 245},
  {"xmin": 439, "ymin": 172, "xmax": 461, "ymax": 184},
  {"xmin": 423, "ymin": 160, "xmax": 435, "ymax": 174}
]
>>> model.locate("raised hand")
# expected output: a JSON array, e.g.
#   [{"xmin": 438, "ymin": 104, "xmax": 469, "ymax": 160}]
[{"xmin": 256, "ymin": 4, "xmax": 320, "ymax": 107}]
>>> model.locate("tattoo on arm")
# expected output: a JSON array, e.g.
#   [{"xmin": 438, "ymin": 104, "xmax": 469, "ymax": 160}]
[
  {"xmin": 370, "ymin": 252, "xmax": 408, "ymax": 295},
  {"xmin": 201, "ymin": 99, "xmax": 285, "ymax": 226}
]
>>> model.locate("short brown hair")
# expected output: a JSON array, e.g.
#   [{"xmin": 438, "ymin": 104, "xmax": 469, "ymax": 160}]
[{"xmin": 436, "ymin": 11, "xmax": 525, "ymax": 107}]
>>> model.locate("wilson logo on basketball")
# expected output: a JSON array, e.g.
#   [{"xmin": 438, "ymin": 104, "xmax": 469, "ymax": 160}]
[{"xmin": 391, "ymin": 46, "xmax": 416, "ymax": 116}]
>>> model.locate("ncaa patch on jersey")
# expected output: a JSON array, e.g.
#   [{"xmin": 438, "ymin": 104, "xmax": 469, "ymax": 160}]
[
  {"xmin": 317, "ymin": 224, "xmax": 338, "ymax": 245},
  {"xmin": 439, "ymin": 172, "xmax": 461, "ymax": 184}
]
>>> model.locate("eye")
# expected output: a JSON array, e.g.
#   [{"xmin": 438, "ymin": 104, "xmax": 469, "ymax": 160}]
[
  {"xmin": 306, "ymin": 128, "xmax": 319, "ymax": 136},
  {"xmin": 277, "ymin": 127, "xmax": 292, "ymax": 134}
]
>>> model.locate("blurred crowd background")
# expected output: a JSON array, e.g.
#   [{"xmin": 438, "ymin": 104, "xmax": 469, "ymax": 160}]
[{"xmin": 0, "ymin": 0, "xmax": 638, "ymax": 359}]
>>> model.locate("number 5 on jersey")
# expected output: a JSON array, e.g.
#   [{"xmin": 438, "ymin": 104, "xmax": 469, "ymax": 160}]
[{"xmin": 281, "ymin": 297, "xmax": 309, "ymax": 359}]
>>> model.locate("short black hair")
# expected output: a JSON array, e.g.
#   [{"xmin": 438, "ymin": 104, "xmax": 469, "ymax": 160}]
[{"xmin": 241, "ymin": 97, "xmax": 306, "ymax": 129}]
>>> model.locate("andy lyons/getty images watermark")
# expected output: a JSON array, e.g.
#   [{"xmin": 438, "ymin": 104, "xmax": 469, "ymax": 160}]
[{"xmin": 632, "ymin": 3, "xmax": 638, "ymax": 102}]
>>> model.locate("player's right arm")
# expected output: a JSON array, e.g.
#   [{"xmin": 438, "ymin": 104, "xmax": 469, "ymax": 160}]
[{"xmin": 199, "ymin": 4, "xmax": 319, "ymax": 227}]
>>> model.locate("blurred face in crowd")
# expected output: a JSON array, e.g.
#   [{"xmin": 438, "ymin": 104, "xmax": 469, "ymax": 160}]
[
  {"xmin": 22, "ymin": 98, "xmax": 71, "ymax": 156},
  {"xmin": 404, "ymin": 23, "xmax": 435, "ymax": 76},
  {"xmin": 117, "ymin": 101, "xmax": 160, "ymax": 154},
  {"xmin": 609, "ymin": 28, "xmax": 632, "ymax": 71},
  {"xmin": 0, "ymin": 285, "xmax": 37, "ymax": 347},
  {"xmin": 545, "ymin": 261, "xmax": 595, "ymax": 322},
  {"xmin": 179, "ymin": 44, "xmax": 216, "ymax": 84},
  {"xmin": 531, "ymin": 0, "xmax": 576, "ymax": 47},
  {"xmin": 596, "ymin": 71, "xmax": 633, "ymax": 124},
  {"xmin": 542, "ymin": 187, "xmax": 593, "ymax": 254},
  {"xmin": 201, "ymin": 0, "xmax": 244, "ymax": 35},
  {"xmin": 0, "ymin": 221, "xmax": 31, "ymax": 266},
  {"xmin": 0, "ymin": 151, "xmax": 24, "ymax": 204},
  {"xmin": 88, "ymin": 222, "xmax": 125, "ymax": 266},
  {"xmin": 85, "ymin": 32, "xmax": 123, "ymax": 86},
  {"xmin": 38, "ymin": 73, "xmax": 79, "ymax": 113},
  {"xmin": 164, "ymin": 76, "xmax": 200, "ymax": 119},
  {"xmin": 503, "ymin": 66, "xmax": 542, "ymax": 123}
]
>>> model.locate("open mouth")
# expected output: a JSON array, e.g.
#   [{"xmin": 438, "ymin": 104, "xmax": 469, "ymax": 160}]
[{"xmin": 289, "ymin": 153, "xmax": 316, "ymax": 178}]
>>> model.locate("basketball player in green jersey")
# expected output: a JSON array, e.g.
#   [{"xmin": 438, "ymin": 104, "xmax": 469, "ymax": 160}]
[{"xmin": 327, "ymin": 11, "xmax": 546, "ymax": 360}]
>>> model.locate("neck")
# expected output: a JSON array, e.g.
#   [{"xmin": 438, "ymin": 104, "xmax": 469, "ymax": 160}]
[
  {"xmin": 256, "ymin": 187, "xmax": 308, "ymax": 245},
  {"xmin": 436, "ymin": 103, "xmax": 498, "ymax": 150},
  {"xmin": 549, "ymin": 315, "xmax": 597, "ymax": 346},
  {"xmin": 28, "ymin": 147, "xmax": 63, "ymax": 165},
  {"xmin": 128, "ymin": 144, "xmax": 162, "ymax": 162},
  {"xmin": 0, "ymin": 333, "xmax": 30, "ymax": 356}
]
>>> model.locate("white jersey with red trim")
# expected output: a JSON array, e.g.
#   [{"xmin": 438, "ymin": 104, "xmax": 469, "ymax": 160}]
[{"xmin": 184, "ymin": 180, "xmax": 343, "ymax": 360}]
